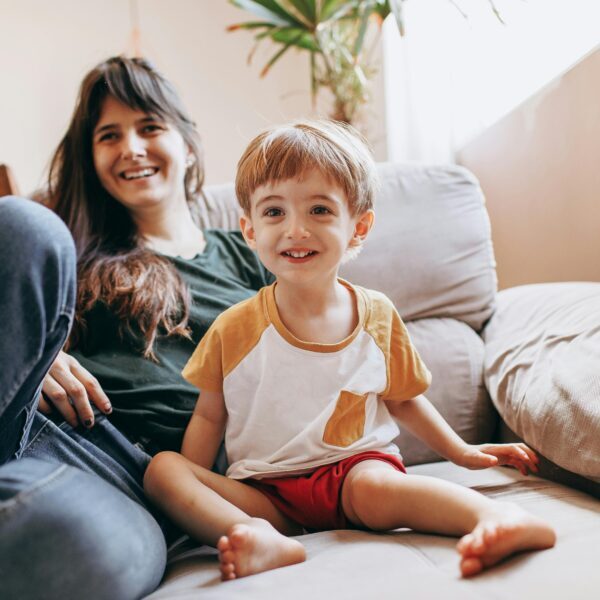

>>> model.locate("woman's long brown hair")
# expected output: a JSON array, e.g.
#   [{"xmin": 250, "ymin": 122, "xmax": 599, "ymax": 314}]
[{"xmin": 48, "ymin": 56, "xmax": 204, "ymax": 360}]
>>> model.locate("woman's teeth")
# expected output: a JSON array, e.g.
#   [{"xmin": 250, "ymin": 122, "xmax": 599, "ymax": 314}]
[{"xmin": 121, "ymin": 167, "xmax": 158, "ymax": 180}]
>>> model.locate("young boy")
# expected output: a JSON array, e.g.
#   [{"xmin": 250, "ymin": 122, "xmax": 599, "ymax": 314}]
[{"xmin": 144, "ymin": 120, "xmax": 555, "ymax": 582}]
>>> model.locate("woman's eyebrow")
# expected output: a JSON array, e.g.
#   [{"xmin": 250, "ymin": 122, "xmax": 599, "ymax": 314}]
[
  {"xmin": 94, "ymin": 116, "xmax": 160, "ymax": 135},
  {"xmin": 94, "ymin": 123, "xmax": 118, "ymax": 136}
]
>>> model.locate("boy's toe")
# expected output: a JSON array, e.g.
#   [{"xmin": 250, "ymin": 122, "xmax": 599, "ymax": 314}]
[{"xmin": 461, "ymin": 556, "xmax": 484, "ymax": 577}]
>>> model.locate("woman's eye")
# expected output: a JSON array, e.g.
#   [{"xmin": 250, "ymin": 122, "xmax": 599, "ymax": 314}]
[
  {"xmin": 97, "ymin": 132, "xmax": 118, "ymax": 142},
  {"xmin": 311, "ymin": 205, "xmax": 331, "ymax": 215},
  {"xmin": 141, "ymin": 124, "xmax": 163, "ymax": 134},
  {"xmin": 263, "ymin": 207, "xmax": 283, "ymax": 217}
]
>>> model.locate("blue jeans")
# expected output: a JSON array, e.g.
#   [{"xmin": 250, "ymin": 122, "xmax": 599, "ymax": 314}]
[{"xmin": 0, "ymin": 197, "xmax": 166, "ymax": 599}]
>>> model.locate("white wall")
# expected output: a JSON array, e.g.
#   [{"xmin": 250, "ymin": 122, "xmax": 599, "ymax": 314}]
[
  {"xmin": 383, "ymin": 0, "xmax": 600, "ymax": 163},
  {"xmin": 0, "ymin": 0, "xmax": 387, "ymax": 194}
]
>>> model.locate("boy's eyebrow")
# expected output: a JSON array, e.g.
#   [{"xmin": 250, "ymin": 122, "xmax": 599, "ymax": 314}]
[
  {"xmin": 255, "ymin": 195, "xmax": 283, "ymax": 209},
  {"xmin": 255, "ymin": 193, "xmax": 341, "ymax": 208}
]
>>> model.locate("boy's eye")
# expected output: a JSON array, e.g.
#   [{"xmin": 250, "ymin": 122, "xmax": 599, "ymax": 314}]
[
  {"xmin": 311, "ymin": 205, "xmax": 332, "ymax": 215},
  {"xmin": 263, "ymin": 207, "xmax": 283, "ymax": 217}
]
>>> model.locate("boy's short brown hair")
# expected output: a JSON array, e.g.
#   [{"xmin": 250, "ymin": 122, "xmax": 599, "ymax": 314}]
[{"xmin": 235, "ymin": 120, "xmax": 378, "ymax": 215}]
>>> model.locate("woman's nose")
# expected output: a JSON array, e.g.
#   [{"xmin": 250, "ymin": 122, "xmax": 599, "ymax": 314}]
[{"xmin": 120, "ymin": 131, "xmax": 147, "ymax": 159}]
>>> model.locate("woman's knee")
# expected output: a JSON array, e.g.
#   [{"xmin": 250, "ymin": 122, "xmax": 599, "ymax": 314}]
[
  {"xmin": 0, "ymin": 458, "xmax": 166, "ymax": 600},
  {"xmin": 0, "ymin": 196, "xmax": 75, "ymax": 265},
  {"xmin": 0, "ymin": 196, "xmax": 76, "ymax": 328}
]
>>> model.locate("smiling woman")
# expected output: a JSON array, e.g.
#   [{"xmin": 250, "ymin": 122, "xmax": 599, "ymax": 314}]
[
  {"xmin": 92, "ymin": 97, "xmax": 192, "ymax": 213},
  {"xmin": 49, "ymin": 57, "xmax": 204, "ymax": 360},
  {"xmin": 0, "ymin": 56, "xmax": 275, "ymax": 599}
]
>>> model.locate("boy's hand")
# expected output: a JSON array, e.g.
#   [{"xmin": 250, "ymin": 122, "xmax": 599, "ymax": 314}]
[{"xmin": 457, "ymin": 443, "xmax": 540, "ymax": 475}]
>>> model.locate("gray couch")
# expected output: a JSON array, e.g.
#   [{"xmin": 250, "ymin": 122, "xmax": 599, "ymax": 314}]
[{"xmin": 147, "ymin": 163, "xmax": 600, "ymax": 599}]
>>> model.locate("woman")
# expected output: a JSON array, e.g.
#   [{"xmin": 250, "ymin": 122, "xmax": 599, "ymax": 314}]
[{"xmin": 0, "ymin": 56, "xmax": 272, "ymax": 599}]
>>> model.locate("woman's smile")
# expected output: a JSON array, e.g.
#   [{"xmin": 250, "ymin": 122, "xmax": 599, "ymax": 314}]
[{"xmin": 93, "ymin": 96, "xmax": 190, "ymax": 211}]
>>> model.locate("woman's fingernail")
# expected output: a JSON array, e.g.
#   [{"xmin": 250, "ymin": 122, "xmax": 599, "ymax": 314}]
[
  {"xmin": 84, "ymin": 418, "xmax": 93, "ymax": 427},
  {"xmin": 104, "ymin": 405, "xmax": 112, "ymax": 414}
]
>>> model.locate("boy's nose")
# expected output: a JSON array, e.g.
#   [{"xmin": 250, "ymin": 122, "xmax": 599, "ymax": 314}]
[{"xmin": 285, "ymin": 217, "xmax": 310, "ymax": 240}]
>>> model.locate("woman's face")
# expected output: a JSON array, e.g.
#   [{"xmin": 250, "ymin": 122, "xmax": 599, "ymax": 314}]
[{"xmin": 92, "ymin": 96, "xmax": 191, "ymax": 212}]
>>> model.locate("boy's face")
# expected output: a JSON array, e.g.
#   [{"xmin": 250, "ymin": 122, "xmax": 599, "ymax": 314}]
[{"xmin": 240, "ymin": 168, "xmax": 373, "ymax": 286}]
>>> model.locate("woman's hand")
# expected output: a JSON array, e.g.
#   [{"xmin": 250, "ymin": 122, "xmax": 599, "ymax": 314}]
[
  {"xmin": 456, "ymin": 443, "xmax": 540, "ymax": 476},
  {"xmin": 38, "ymin": 351, "xmax": 112, "ymax": 428}
]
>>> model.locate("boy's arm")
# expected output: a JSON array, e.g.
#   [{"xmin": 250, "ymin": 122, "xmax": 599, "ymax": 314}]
[
  {"xmin": 385, "ymin": 395, "xmax": 539, "ymax": 475},
  {"xmin": 181, "ymin": 389, "xmax": 227, "ymax": 469}
]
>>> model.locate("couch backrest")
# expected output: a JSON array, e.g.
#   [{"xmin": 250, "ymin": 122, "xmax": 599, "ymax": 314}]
[{"xmin": 199, "ymin": 162, "xmax": 497, "ymax": 332}]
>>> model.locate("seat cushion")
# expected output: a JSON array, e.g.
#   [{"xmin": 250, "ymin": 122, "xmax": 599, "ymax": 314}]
[
  {"xmin": 146, "ymin": 462, "xmax": 600, "ymax": 600},
  {"xmin": 399, "ymin": 318, "xmax": 496, "ymax": 465},
  {"xmin": 340, "ymin": 163, "xmax": 497, "ymax": 331},
  {"xmin": 483, "ymin": 282, "xmax": 600, "ymax": 481}
]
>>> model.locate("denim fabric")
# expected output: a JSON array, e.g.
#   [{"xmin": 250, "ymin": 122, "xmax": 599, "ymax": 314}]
[
  {"xmin": 0, "ymin": 196, "xmax": 76, "ymax": 463},
  {"xmin": 0, "ymin": 458, "xmax": 165, "ymax": 600},
  {"xmin": 0, "ymin": 197, "xmax": 167, "ymax": 599}
]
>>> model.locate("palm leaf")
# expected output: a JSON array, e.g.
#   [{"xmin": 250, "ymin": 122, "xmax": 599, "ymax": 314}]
[
  {"xmin": 319, "ymin": 0, "xmax": 346, "ymax": 21},
  {"xmin": 352, "ymin": 3, "xmax": 374, "ymax": 57},
  {"xmin": 284, "ymin": 0, "xmax": 317, "ymax": 24},
  {"xmin": 271, "ymin": 27, "xmax": 319, "ymax": 51},
  {"xmin": 229, "ymin": 0, "xmax": 304, "ymax": 27},
  {"xmin": 260, "ymin": 31, "xmax": 306, "ymax": 76},
  {"xmin": 226, "ymin": 20, "xmax": 279, "ymax": 32}
]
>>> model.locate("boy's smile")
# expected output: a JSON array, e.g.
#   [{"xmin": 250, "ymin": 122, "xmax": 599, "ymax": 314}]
[
  {"xmin": 281, "ymin": 248, "xmax": 318, "ymax": 263},
  {"xmin": 240, "ymin": 169, "xmax": 373, "ymax": 288}
]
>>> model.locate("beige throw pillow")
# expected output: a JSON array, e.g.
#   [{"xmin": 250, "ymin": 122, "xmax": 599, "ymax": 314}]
[{"xmin": 483, "ymin": 283, "xmax": 600, "ymax": 480}]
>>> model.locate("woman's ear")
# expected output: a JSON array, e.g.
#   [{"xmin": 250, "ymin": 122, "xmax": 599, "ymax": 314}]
[
  {"xmin": 185, "ymin": 152, "xmax": 195, "ymax": 169},
  {"xmin": 240, "ymin": 214, "xmax": 257, "ymax": 249}
]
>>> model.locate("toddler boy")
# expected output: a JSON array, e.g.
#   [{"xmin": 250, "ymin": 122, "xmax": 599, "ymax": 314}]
[{"xmin": 144, "ymin": 120, "xmax": 555, "ymax": 581}]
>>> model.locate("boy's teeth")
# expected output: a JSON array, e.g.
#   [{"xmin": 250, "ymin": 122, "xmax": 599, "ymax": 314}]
[
  {"xmin": 122, "ymin": 167, "xmax": 157, "ymax": 180},
  {"xmin": 285, "ymin": 251, "xmax": 313, "ymax": 258}
]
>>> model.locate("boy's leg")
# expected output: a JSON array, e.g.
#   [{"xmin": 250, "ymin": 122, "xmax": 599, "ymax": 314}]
[
  {"xmin": 144, "ymin": 451, "xmax": 306, "ymax": 580},
  {"xmin": 340, "ymin": 460, "xmax": 556, "ymax": 576}
]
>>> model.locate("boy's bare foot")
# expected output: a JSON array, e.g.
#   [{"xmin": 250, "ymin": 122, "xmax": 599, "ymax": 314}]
[
  {"xmin": 217, "ymin": 518, "xmax": 306, "ymax": 580},
  {"xmin": 457, "ymin": 503, "xmax": 556, "ymax": 577}
]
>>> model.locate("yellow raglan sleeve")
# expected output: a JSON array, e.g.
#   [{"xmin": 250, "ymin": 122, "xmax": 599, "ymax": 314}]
[
  {"xmin": 182, "ymin": 320, "xmax": 226, "ymax": 393},
  {"xmin": 364, "ymin": 290, "xmax": 432, "ymax": 401},
  {"xmin": 384, "ymin": 307, "xmax": 431, "ymax": 401}
]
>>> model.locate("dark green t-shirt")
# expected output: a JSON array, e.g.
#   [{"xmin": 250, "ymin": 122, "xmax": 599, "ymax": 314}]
[{"xmin": 71, "ymin": 229, "xmax": 274, "ymax": 454}]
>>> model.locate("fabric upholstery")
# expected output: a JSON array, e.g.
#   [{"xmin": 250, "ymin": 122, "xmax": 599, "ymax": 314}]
[
  {"xmin": 483, "ymin": 282, "xmax": 600, "ymax": 481},
  {"xmin": 400, "ymin": 318, "xmax": 496, "ymax": 465},
  {"xmin": 339, "ymin": 163, "xmax": 497, "ymax": 331},
  {"xmin": 147, "ymin": 462, "xmax": 600, "ymax": 600}
]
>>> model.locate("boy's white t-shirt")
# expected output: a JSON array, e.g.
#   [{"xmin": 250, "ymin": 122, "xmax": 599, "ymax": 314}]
[{"xmin": 183, "ymin": 280, "xmax": 431, "ymax": 480}]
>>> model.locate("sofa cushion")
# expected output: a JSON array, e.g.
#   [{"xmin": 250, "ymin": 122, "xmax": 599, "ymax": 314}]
[
  {"xmin": 340, "ymin": 163, "xmax": 497, "ymax": 331},
  {"xmin": 201, "ymin": 163, "xmax": 498, "ymax": 333},
  {"xmin": 483, "ymin": 282, "xmax": 600, "ymax": 481},
  {"xmin": 148, "ymin": 463, "xmax": 600, "ymax": 599},
  {"xmin": 399, "ymin": 318, "xmax": 496, "ymax": 465}
]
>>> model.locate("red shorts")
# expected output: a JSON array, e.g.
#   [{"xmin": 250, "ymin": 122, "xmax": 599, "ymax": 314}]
[{"xmin": 248, "ymin": 451, "xmax": 406, "ymax": 532}]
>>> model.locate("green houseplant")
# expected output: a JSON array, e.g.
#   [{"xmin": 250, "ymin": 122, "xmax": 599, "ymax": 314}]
[
  {"xmin": 228, "ymin": 0, "xmax": 395, "ymax": 124},
  {"xmin": 227, "ymin": 0, "xmax": 505, "ymax": 125}
]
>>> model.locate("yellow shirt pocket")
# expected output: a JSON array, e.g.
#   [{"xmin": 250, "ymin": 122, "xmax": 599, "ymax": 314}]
[{"xmin": 322, "ymin": 391, "xmax": 368, "ymax": 447}]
